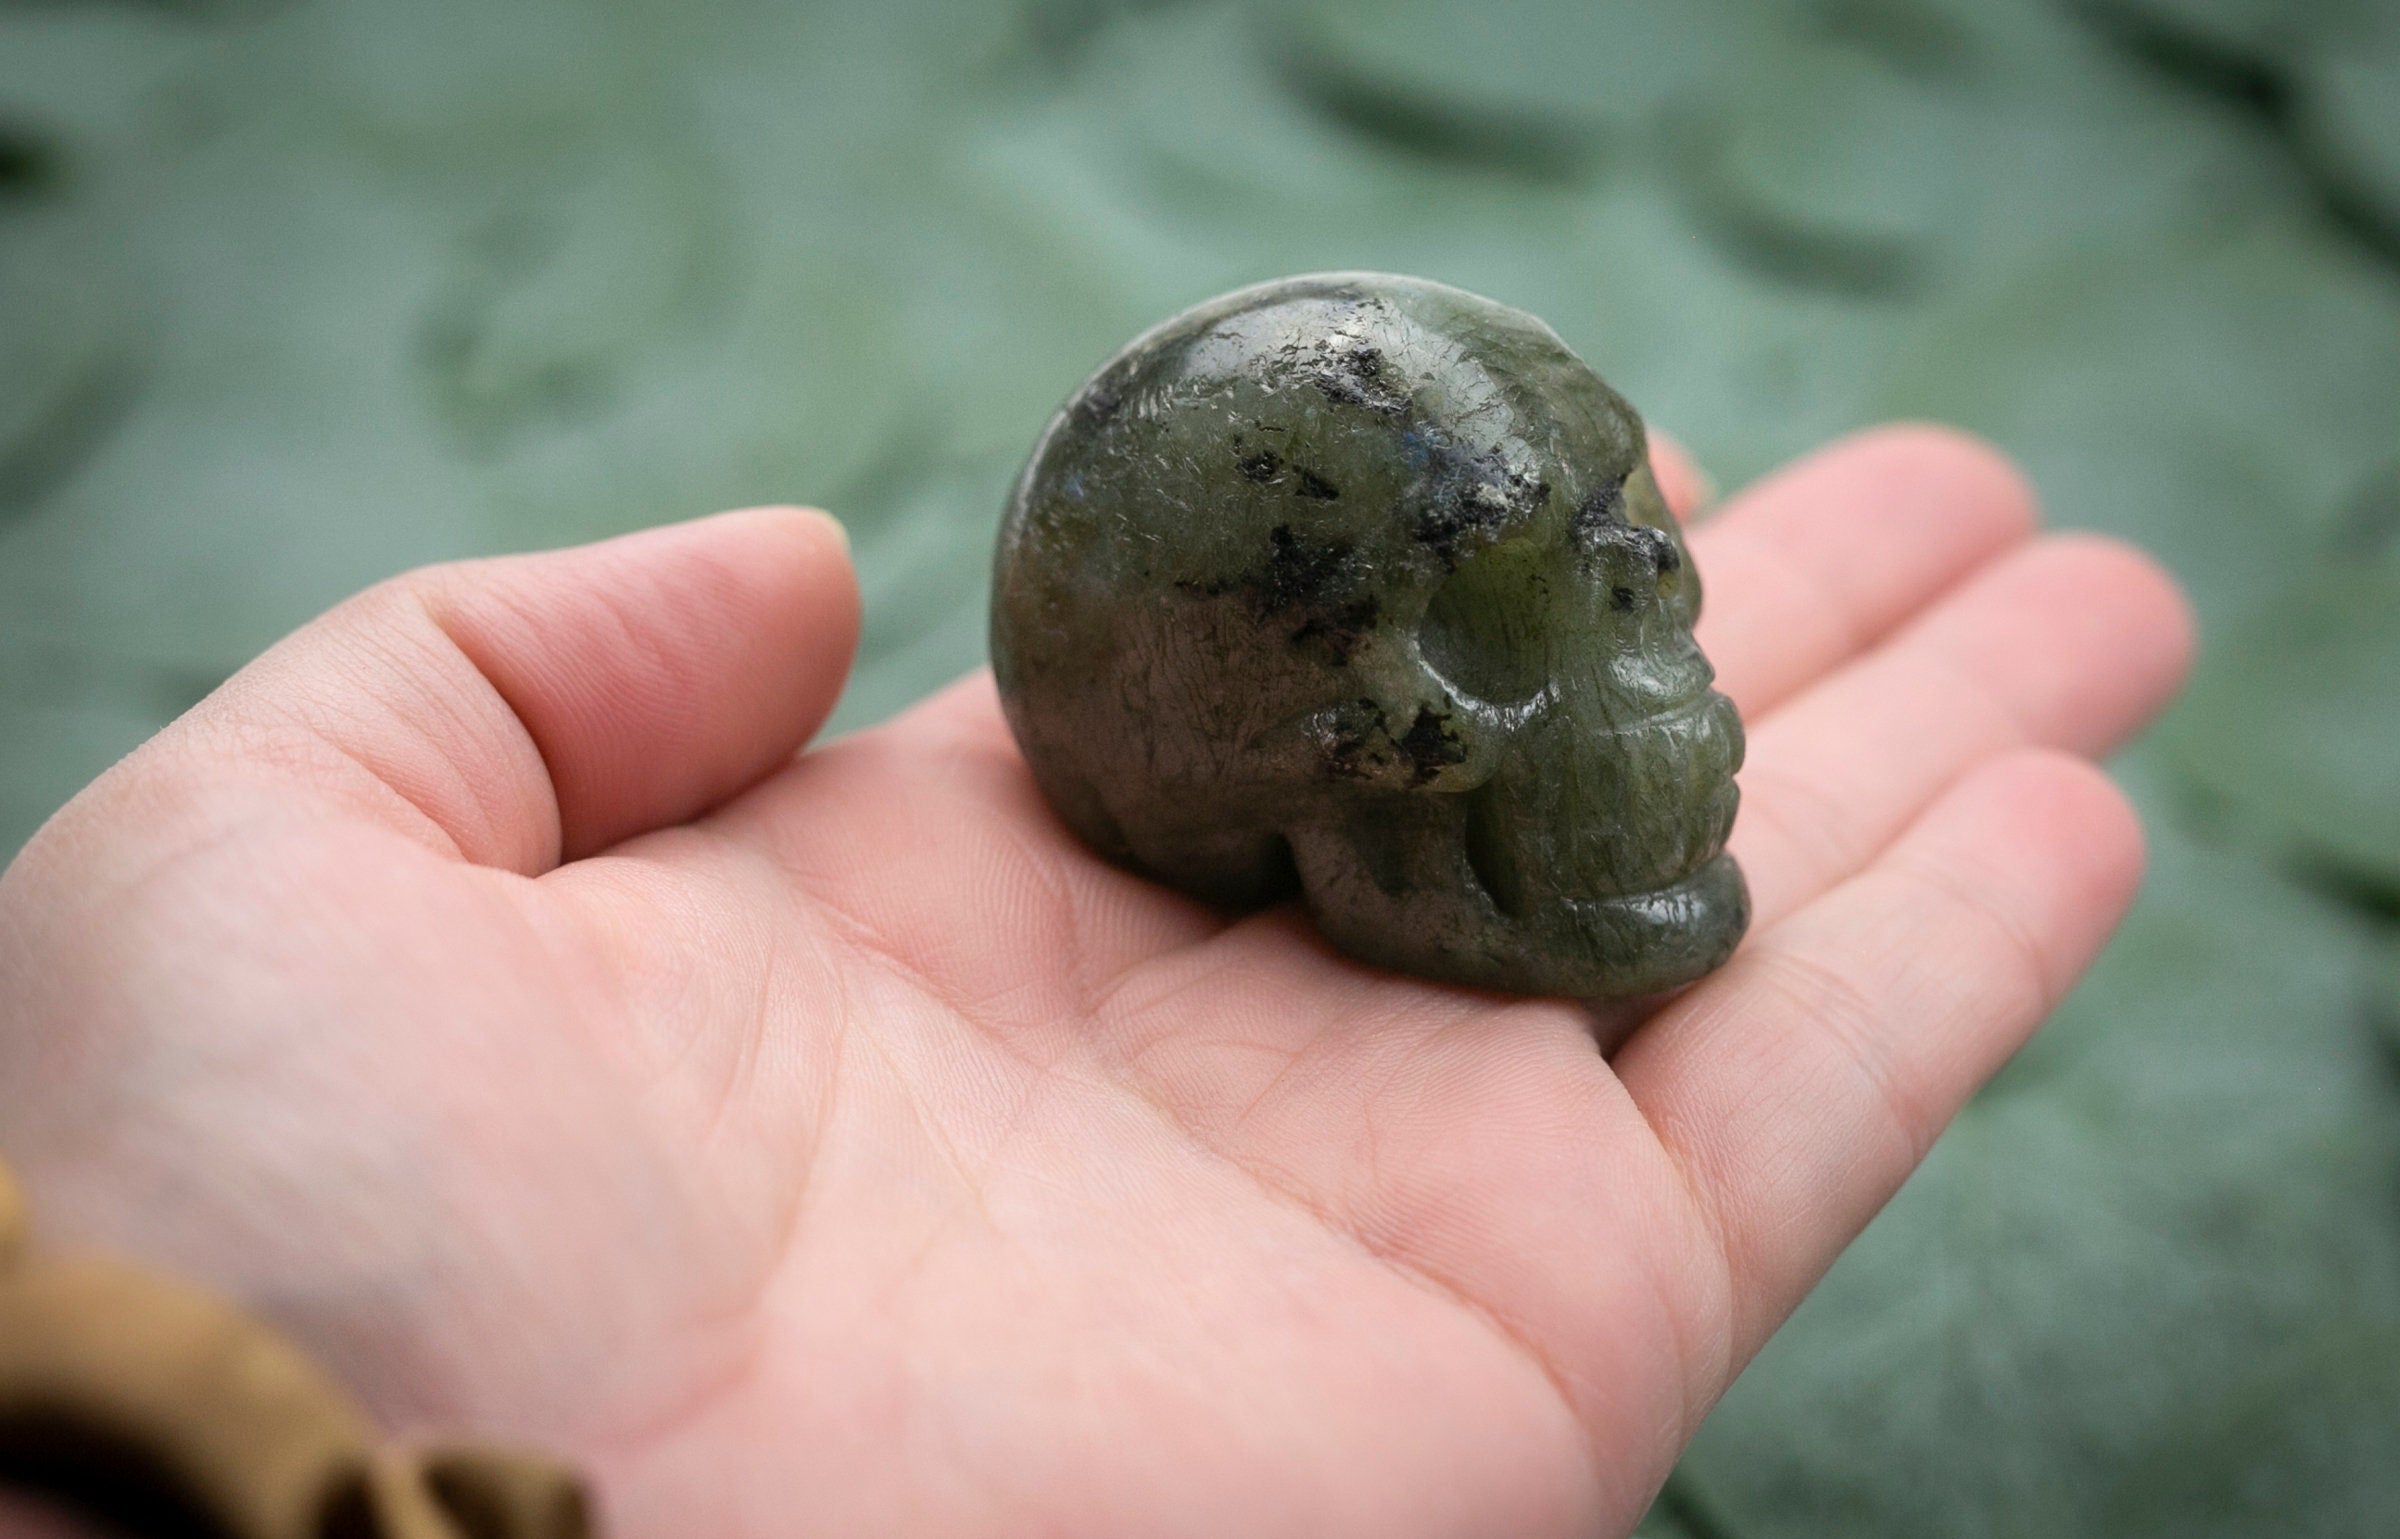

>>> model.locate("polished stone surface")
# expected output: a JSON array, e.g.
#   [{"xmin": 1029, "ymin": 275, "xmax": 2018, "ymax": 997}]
[{"xmin": 994, "ymin": 274, "xmax": 1746, "ymax": 999}]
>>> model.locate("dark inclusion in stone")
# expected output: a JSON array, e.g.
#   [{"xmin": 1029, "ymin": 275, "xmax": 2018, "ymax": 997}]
[{"xmin": 991, "ymin": 272, "xmax": 1748, "ymax": 1003}]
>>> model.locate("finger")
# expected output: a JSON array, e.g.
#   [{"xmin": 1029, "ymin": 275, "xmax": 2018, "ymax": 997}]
[
  {"xmin": 173, "ymin": 506, "xmax": 859, "ymax": 872},
  {"xmin": 1691, "ymin": 424, "xmax": 2039, "ymax": 720},
  {"xmin": 1731, "ymin": 533, "xmax": 2193, "ymax": 928},
  {"xmin": 1645, "ymin": 429, "xmax": 1713, "ymax": 522},
  {"xmin": 1617, "ymin": 749, "xmax": 2146, "ymax": 1365}
]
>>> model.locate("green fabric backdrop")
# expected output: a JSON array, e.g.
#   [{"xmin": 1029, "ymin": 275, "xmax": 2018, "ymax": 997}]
[{"xmin": 3, "ymin": 1, "xmax": 2397, "ymax": 1531}]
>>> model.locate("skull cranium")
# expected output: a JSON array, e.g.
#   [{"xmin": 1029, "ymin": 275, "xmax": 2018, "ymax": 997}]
[{"xmin": 992, "ymin": 273, "xmax": 1747, "ymax": 1000}]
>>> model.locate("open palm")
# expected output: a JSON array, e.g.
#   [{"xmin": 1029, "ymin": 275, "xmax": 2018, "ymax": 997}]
[{"xmin": 0, "ymin": 427, "xmax": 2191, "ymax": 1537}]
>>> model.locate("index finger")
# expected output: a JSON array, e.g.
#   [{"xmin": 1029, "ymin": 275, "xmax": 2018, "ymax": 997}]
[{"xmin": 1688, "ymin": 425, "xmax": 2039, "ymax": 720}]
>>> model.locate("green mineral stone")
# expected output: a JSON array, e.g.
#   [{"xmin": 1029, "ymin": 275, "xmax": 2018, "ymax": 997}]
[{"xmin": 991, "ymin": 273, "xmax": 1747, "ymax": 1000}]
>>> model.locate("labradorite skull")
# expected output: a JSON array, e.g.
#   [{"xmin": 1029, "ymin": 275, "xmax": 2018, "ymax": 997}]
[{"xmin": 991, "ymin": 273, "xmax": 1747, "ymax": 999}]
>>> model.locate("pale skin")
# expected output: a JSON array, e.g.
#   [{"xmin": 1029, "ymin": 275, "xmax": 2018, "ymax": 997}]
[{"xmin": 0, "ymin": 425, "xmax": 2194, "ymax": 1537}]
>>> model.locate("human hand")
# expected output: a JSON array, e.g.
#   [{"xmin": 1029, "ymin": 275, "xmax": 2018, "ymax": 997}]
[{"xmin": 0, "ymin": 425, "xmax": 2193, "ymax": 1537}]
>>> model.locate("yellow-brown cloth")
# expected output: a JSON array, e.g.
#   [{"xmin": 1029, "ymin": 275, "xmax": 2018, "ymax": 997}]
[{"xmin": 0, "ymin": 1156, "xmax": 593, "ymax": 1538}]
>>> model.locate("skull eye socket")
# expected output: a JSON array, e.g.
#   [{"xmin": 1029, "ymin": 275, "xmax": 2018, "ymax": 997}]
[{"xmin": 1417, "ymin": 539, "xmax": 1552, "ymax": 706}]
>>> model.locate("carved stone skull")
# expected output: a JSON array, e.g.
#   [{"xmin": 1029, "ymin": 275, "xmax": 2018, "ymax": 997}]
[{"xmin": 992, "ymin": 273, "xmax": 1746, "ymax": 1000}]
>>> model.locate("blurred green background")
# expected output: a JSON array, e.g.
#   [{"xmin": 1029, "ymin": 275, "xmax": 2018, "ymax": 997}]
[{"xmin": 3, "ymin": 0, "xmax": 2398, "ymax": 1531}]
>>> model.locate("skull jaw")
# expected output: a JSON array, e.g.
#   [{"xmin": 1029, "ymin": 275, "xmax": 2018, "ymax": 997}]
[{"xmin": 1293, "ymin": 810, "xmax": 1750, "ymax": 1005}]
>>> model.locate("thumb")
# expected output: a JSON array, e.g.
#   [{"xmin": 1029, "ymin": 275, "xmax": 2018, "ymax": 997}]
[{"xmin": 133, "ymin": 506, "xmax": 860, "ymax": 873}]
